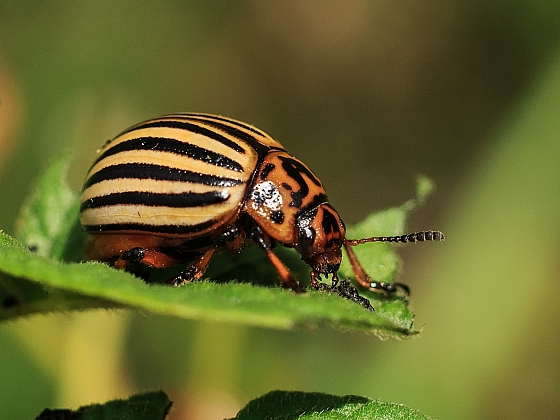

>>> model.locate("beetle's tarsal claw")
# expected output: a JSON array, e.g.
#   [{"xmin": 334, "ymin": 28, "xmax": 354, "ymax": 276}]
[
  {"xmin": 368, "ymin": 280, "xmax": 410, "ymax": 296},
  {"xmin": 167, "ymin": 265, "xmax": 198, "ymax": 287},
  {"xmin": 290, "ymin": 283, "xmax": 307, "ymax": 293},
  {"xmin": 394, "ymin": 282, "xmax": 411, "ymax": 296},
  {"xmin": 309, "ymin": 270, "xmax": 321, "ymax": 289},
  {"xmin": 331, "ymin": 272, "xmax": 339, "ymax": 287},
  {"xmin": 168, "ymin": 277, "xmax": 183, "ymax": 287},
  {"xmin": 311, "ymin": 278, "xmax": 374, "ymax": 311},
  {"xmin": 369, "ymin": 281, "xmax": 395, "ymax": 293},
  {"xmin": 335, "ymin": 280, "xmax": 374, "ymax": 311}
]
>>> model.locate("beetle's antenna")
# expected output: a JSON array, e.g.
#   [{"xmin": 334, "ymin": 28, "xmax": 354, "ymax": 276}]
[{"xmin": 344, "ymin": 230, "xmax": 444, "ymax": 246}]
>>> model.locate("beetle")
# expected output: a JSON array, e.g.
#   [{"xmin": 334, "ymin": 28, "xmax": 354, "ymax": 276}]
[{"xmin": 80, "ymin": 113, "xmax": 443, "ymax": 293}]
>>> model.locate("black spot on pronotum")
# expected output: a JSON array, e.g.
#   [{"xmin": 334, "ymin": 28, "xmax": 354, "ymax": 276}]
[
  {"xmin": 260, "ymin": 163, "xmax": 275, "ymax": 180},
  {"xmin": 291, "ymin": 191, "xmax": 305, "ymax": 209},
  {"xmin": 277, "ymin": 155, "xmax": 321, "ymax": 208},
  {"xmin": 270, "ymin": 210, "xmax": 285, "ymax": 224}
]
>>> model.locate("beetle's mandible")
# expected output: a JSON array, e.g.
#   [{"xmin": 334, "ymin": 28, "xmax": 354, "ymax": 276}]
[{"xmin": 80, "ymin": 113, "xmax": 444, "ymax": 293}]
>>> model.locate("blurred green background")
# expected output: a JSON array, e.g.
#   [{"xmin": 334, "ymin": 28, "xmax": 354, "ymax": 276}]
[{"xmin": 1, "ymin": 1, "xmax": 559, "ymax": 419}]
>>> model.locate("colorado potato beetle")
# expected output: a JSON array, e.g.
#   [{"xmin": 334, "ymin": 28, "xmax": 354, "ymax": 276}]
[{"xmin": 80, "ymin": 113, "xmax": 443, "ymax": 293}]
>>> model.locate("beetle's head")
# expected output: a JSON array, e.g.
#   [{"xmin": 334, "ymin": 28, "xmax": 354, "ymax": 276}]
[{"xmin": 296, "ymin": 203, "xmax": 346, "ymax": 275}]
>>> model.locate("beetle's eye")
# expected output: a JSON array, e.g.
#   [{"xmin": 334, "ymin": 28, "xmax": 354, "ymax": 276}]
[{"xmin": 296, "ymin": 203, "xmax": 345, "ymax": 256}]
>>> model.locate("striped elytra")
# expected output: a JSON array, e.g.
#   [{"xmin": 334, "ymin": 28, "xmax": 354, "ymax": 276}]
[{"xmin": 81, "ymin": 113, "xmax": 444, "ymax": 293}]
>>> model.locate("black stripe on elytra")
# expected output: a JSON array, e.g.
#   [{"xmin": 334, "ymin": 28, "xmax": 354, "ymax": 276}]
[
  {"xmin": 83, "ymin": 220, "xmax": 216, "ymax": 235},
  {"xmin": 187, "ymin": 114, "xmax": 266, "ymax": 136},
  {"xmin": 123, "ymin": 120, "xmax": 247, "ymax": 154},
  {"xmin": 80, "ymin": 190, "xmax": 229, "ymax": 211},
  {"xmin": 84, "ymin": 163, "xmax": 242, "ymax": 190},
  {"xmin": 93, "ymin": 137, "xmax": 244, "ymax": 172},
  {"xmin": 188, "ymin": 117, "xmax": 278, "ymax": 156}
]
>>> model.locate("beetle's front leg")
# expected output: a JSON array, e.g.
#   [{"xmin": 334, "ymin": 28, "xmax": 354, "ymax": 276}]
[
  {"xmin": 369, "ymin": 281, "xmax": 410, "ymax": 296},
  {"xmin": 251, "ymin": 226, "xmax": 305, "ymax": 293},
  {"xmin": 343, "ymin": 242, "xmax": 409, "ymax": 295}
]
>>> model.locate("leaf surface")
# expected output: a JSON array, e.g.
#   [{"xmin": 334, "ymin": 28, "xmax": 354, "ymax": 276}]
[{"xmin": 233, "ymin": 390, "xmax": 434, "ymax": 420}]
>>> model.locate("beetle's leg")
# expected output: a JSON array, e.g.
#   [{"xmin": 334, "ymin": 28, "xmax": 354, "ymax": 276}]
[
  {"xmin": 251, "ymin": 227, "xmax": 305, "ymax": 293},
  {"xmin": 168, "ymin": 248, "xmax": 217, "ymax": 287},
  {"xmin": 309, "ymin": 270, "xmax": 340, "ymax": 289},
  {"xmin": 115, "ymin": 247, "xmax": 180, "ymax": 270},
  {"xmin": 264, "ymin": 248, "xmax": 306, "ymax": 292},
  {"xmin": 309, "ymin": 271, "xmax": 321, "ymax": 289},
  {"xmin": 331, "ymin": 271, "xmax": 340, "ymax": 287},
  {"xmin": 343, "ymin": 242, "xmax": 408, "ymax": 295},
  {"xmin": 342, "ymin": 243, "xmax": 371, "ymax": 288},
  {"xmin": 369, "ymin": 281, "xmax": 410, "ymax": 295}
]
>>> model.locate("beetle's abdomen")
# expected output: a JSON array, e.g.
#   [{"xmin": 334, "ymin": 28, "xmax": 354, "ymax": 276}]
[{"xmin": 80, "ymin": 114, "xmax": 274, "ymax": 238}]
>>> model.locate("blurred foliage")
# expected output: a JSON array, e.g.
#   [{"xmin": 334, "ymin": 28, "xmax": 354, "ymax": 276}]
[
  {"xmin": 35, "ymin": 389, "xmax": 433, "ymax": 419},
  {"xmin": 232, "ymin": 390, "xmax": 433, "ymax": 419},
  {"xmin": 0, "ymin": 1, "xmax": 560, "ymax": 419},
  {"xmin": 36, "ymin": 391, "xmax": 171, "ymax": 420},
  {"xmin": 14, "ymin": 153, "xmax": 84, "ymax": 262}
]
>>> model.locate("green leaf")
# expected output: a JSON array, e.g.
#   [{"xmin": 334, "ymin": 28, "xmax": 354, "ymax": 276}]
[
  {"xmin": 0, "ymin": 232, "xmax": 415, "ymax": 336},
  {"xmin": 232, "ymin": 390, "xmax": 433, "ymax": 420},
  {"xmin": 14, "ymin": 153, "xmax": 85, "ymax": 262},
  {"xmin": 35, "ymin": 390, "xmax": 171, "ymax": 420},
  {"xmin": 0, "ymin": 159, "xmax": 440, "ymax": 336},
  {"xmin": 340, "ymin": 176, "xmax": 436, "ymax": 293}
]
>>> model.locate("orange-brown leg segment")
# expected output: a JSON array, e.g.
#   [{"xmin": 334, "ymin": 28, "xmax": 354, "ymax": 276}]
[
  {"xmin": 262, "ymin": 247, "xmax": 305, "ymax": 292},
  {"xmin": 115, "ymin": 247, "xmax": 181, "ymax": 270},
  {"xmin": 168, "ymin": 248, "xmax": 217, "ymax": 287},
  {"xmin": 343, "ymin": 242, "xmax": 409, "ymax": 295},
  {"xmin": 342, "ymin": 243, "xmax": 372, "ymax": 288},
  {"xmin": 251, "ymin": 226, "xmax": 305, "ymax": 292}
]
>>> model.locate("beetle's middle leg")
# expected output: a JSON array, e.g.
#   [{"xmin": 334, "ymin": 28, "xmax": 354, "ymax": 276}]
[
  {"xmin": 167, "ymin": 248, "xmax": 217, "ymax": 287},
  {"xmin": 115, "ymin": 247, "xmax": 181, "ymax": 270}
]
